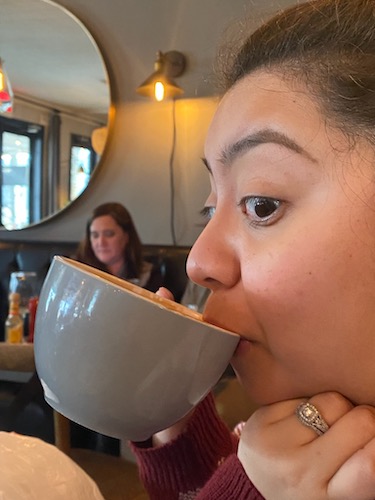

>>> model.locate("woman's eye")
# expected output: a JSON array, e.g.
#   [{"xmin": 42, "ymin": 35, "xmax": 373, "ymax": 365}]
[
  {"xmin": 241, "ymin": 196, "xmax": 282, "ymax": 224},
  {"xmin": 200, "ymin": 206, "xmax": 216, "ymax": 222}
]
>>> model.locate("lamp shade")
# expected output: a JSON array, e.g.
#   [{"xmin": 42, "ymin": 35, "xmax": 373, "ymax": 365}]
[
  {"xmin": 91, "ymin": 126, "xmax": 108, "ymax": 155},
  {"xmin": 136, "ymin": 51, "xmax": 186, "ymax": 101},
  {"xmin": 0, "ymin": 58, "xmax": 13, "ymax": 113},
  {"xmin": 136, "ymin": 72, "xmax": 184, "ymax": 101}
]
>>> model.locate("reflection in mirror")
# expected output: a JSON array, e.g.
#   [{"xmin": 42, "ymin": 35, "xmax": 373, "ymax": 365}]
[{"xmin": 0, "ymin": 0, "xmax": 110, "ymax": 230}]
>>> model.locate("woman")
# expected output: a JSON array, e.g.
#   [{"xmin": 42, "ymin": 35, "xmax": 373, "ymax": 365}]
[
  {"xmin": 75, "ymin": 202, "xmax": 163, "ymax": 455},
  {"xmin": 130, "ymin": 0, "xmax": 375, "ymax": 498},
  {"xmin": 76, "ymin": 202, "xmax": 162, "ymax": 292}
]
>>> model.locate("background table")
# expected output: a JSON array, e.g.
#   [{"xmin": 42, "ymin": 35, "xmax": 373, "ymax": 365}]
[
  {"xmin": 0, "ymin": 342, "xmax": 35, "ymax": 373},
  {"xmin": 0, "ymin": 342, "xmax": 45, "ymax": 435}
]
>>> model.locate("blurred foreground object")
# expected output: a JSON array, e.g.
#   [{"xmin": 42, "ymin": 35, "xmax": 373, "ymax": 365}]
[{"xmin": 0, "ymin": 431, "xmax": 104, "ymax": 499}]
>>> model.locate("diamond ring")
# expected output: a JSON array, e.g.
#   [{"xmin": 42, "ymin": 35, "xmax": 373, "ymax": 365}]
[{"xmin": 295, "ymin": 402, "xmax": 329, "ymax": 436}]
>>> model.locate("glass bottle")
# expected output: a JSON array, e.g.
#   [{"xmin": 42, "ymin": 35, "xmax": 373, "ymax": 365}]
[
  {"xmin": 28, "ymin": 296, "xmax": 39, "ymax": 343},
  {"xmin": 9, "ymin": 272, "xmax": 37, "ymax": 318},
  {"xmin": 5, "ymin": 292, "xmax": 24, "ymax": 343}
]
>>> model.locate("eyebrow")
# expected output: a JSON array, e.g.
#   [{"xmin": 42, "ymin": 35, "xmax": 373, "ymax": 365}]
[{"xmin": 202, "ymin": 128, "xmax": 318, "ymax": 171}]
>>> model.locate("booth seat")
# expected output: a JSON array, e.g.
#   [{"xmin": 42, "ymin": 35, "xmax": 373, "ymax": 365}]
[{"xmin": 0, "ymin": 241, "xmax": 191, "ymax": 342}]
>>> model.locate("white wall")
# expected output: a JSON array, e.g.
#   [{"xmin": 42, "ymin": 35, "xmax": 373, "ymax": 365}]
[{"xmin": 100, "ymin": 98, "xmax": 217, "ymax": 245}]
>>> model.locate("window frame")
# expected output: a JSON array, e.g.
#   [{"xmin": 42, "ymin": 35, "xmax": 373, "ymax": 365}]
[{"xmin": 0, "ymin": 115, "xmax": 44, "ymax": 228}]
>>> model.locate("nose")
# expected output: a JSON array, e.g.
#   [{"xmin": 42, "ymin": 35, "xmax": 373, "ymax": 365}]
[
  {"xmin": 95, "ymin": 234, "xmax": 106, "ymax": 247},
  {"xmin": 187, "ymin": 214, "xmax": 240, "ymax": 291}
]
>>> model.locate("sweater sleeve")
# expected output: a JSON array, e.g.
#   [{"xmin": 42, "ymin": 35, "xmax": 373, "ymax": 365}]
[
  {"xmin": 197, "ymin": 454, "xmax": 265, "ymax": 499},
  {"xmin": 130, "ymin": 392, "xmax": 237, "ymax": 500}
]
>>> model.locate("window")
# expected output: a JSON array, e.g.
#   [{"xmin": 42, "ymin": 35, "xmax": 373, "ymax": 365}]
[
  {"xmin": 0, "ymin": 117, "xmax": 43, "ymax": 229},
  {"xmin": 69, "ymin": 134, "xmax": 96, "ymax": 201}
]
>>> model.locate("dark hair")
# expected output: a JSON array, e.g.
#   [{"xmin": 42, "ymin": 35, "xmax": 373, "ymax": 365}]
[
  {"xmin": 76, "ymin": 202, "xmax": 143, "ymax": 278},
  {"xmin": 219, "ymin": 0, "xmax": 375, "ymax": 142}
]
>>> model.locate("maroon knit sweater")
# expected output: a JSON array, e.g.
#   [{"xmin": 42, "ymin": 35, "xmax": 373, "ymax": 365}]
[{"xmin": 130, "ymin": 393, "xmax": 264, "ymax": 499}]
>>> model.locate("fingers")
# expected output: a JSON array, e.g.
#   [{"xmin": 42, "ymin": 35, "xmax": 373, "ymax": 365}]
[
  {"xmin": 244, "ymin": 392, "xmax": 353, "ymax": 450},
  {"xmin": 270, "ymin": 393, "xmax": 375, "ymax": 498},
  {"xmin": 295, "ymin": 392, "xmax": 354, "ymax": 444},
  {"xmin": 321, "ymin": 405, "xmax": 375, "ymax": 500},
  {"xmin": 307, "ymin": 392, "xmax": 354, "ymax": 427},
  {"xmin": 250, "ymin": 392, "xmax": 352, "ymax": 428},
  {"xmin": 238, "ymin": 392, "xmax": 375, "ymax": 500},
  {"xmin": 329, "ymin": 434, "xmax": 375, "ymax": 500},
  {"xmin": 156, "ymin": 287, "xmax": 174, "ymax": 300}
]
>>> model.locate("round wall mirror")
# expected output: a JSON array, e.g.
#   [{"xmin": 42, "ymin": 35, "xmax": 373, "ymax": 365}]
[{"xmin": 0, "ymin": 0, "xmax": 111, "ymax": 230}]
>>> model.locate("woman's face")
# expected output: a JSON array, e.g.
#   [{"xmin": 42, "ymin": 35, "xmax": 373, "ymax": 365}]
[
  {"xmin": 89, "ymin": 215, "xmax": 129, "ymax": 270},
  {"xmin": 187, "ymin": 70, "xmax": 375, "ymax": 406}
]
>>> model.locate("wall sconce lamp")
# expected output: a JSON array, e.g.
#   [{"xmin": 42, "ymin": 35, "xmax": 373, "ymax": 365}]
[
  {"xmin": 136, "ymin": 50, "xmax": 186, "ymax": 102},
  {"xmin": 91, "ymin": 126, "xmax": 108, "ymax": 155},
  {"xmin": 0, "ymin": 58, "xmax": 13, "ymax": 113}
]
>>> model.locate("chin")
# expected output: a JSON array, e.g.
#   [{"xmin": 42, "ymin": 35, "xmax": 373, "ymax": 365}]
[{"xmin": 232, "ymin": 369, "xmax": 314, "ymax": 407}]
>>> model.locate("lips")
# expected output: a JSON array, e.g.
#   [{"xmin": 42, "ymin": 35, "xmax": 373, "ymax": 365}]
[
  {"xmin": 202, "ymin": 312, "xmax": 256, "ymax": 347},
  {"xmin": 236, "ymin": 337, "xmax": 252, "ymax": 348}
]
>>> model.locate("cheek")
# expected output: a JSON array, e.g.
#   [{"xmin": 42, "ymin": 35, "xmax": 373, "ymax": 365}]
[
  {"xmin": 115, "ymin": 237, "xmax": 127, "ymax": 254},
  {"xmin": 242, "ymin": 221, "xmax": 375, "ymax": 361},
  {"xmin": 243, "ymin": 245, "xmax": 320, "ymax": 322},
  {"xmin": 242, "ymin": 229, "xmax": 345, "ymax": 344}
]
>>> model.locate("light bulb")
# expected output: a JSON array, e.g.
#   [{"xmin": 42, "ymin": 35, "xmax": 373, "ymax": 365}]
[{"xmin": 154, "ymin": 81, "xmax": 165, "ymax": 102}]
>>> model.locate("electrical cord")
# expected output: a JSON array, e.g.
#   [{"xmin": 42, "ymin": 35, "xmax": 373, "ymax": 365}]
[{"xmin": 169, "ymin": 98, "xmax": 177, "ymax": 245}]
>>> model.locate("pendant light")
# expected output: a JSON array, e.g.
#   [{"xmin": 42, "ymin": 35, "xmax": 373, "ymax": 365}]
[{"xmin": 0, "ymin": 58, "xmax": 13, "ymax": 113}]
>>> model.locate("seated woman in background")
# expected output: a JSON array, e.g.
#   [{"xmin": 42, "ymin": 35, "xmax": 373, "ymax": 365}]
[
  {"xmin": 76, "ymin": 202, "xmax": 163, "ymax": 292},
  {"xmin": 74, "ymin": 202, "xmax": 163, "ymax": 455}
]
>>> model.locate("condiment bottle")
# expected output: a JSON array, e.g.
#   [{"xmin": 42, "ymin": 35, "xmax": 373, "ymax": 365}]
[
  {"xmin": 5, "ymin": 292, "xmax": 24, "ymax": 343},
  {"xmin": 28, "ymin": 296, "xmax": 39, "ymax": 343}
]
